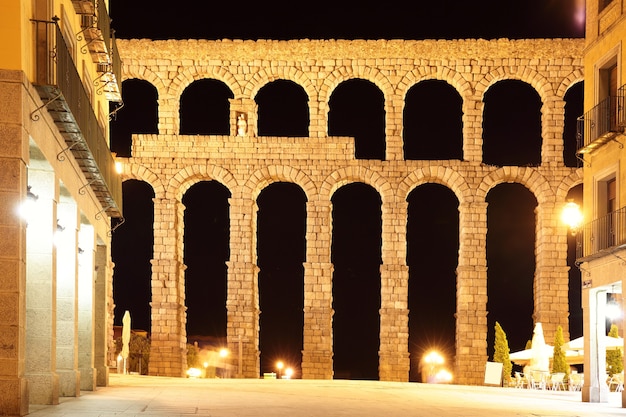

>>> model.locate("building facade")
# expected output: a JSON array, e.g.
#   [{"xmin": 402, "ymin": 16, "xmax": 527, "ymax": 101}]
[
  {"xmin": 577, "ymin": 0, "xmax": 626, "ymax": 406},
  {"xmin": 116, "ymin": 37, "xmax": 584, "ymax": 385},
  {"xmin": 0, "ymin": 0, "xmax": 122, "ymax": 415}
]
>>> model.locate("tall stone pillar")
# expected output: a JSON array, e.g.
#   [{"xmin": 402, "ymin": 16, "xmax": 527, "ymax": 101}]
[
  {"xmin": 149, "ymin": 197, "xmax": 187, "ymax": 377},
  {"xmin": 463, "ymin": 97, "xmax": 484, "ymax": 163},
  {"xmin": 384, "ymin": 95, "xmax": 404, "ymax": 161},
  {"xmin": 379, "ymin": 199, "xmax": 410, "ymax": 381},
  {"xmin": 56, "ymin": 200, "xmax": 80, "ymax": 397},
  {"xmin": 301, "ymin": 199, "xmax": 334, "ymax": 379},
  {"xmin": 25, "ymin": 169, "xmax": 59, "ymax": 405},
  {"xmin": 94, "ymin": 244, "xmax": 110, "ymax": 387},
  {"xmin": 77, "ymin": 224, "xmax": 97, "ymax": 391},
  {"xmin": 533, "ymin": 201, "xmax": 571, "ymax": 339},
  {"xmin": 226, "ymin": 195, "xmax": 260, "ymax": 378},
  {"xmin": 455, "ymin": 201, "xmax": 488, "ymax": 385},
  {"xmin": 0, "ymin": 98, "xmax": 29, "ymax": 415}
]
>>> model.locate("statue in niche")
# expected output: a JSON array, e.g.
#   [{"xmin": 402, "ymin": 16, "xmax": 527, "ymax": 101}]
[{"xmin": 237, "ymin": 113, "xmax": 247, "ymax": 136}]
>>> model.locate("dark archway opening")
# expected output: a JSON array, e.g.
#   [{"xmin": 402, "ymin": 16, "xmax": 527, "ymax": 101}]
[
  {"xmin": 110, "ymin": 79, "xmax": 158, "ymax": 157},
  {"xmin": 564, "ymin": 82, "xmax": 584, "ymax": 168},
  {"xmin": 180, "ymin": 79, "xmax": 233, "ymax": 135},
  {"xmin": 112, "ymin": 180, "xmax": 154, "ymax": 331},
  {"xmin": 407, "ymin": 183, "xmax": 459, "ymax": 382},
  {"xmin": 256, "ymin": 80, "xmax": 309, "ymax": 137},
  {"xmin": 404, "ymin": 80, "xmax": 463, "ymax": 160},
  {"xmin": 486, "ymin": 183, "xmax": 537, "ymax": 360},
  {"xmin": 183, "ymin": 181, "xmax": 231, "ymax": 347},
  {"xmin": 483, "ymin": 80, "xmax": 542, "ymax": 166},
  {"xmin": 257, "ymin": 182, "xmax": 307, "ymax": 377},
  {"xmin": 566, "ymin": 184, "xmax": 583, "ymax": 339},
  {"xmin": 331, "ymin": 182, "xmax": 382, "ymax": 379},
  {"xmin": 329, "ymin": 79, "xmax": 385, "ymax": 160}
]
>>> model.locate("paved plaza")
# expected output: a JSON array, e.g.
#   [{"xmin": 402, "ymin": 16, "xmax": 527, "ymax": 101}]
[{"xmin": 27, "ymin": 374, "xmax": 626, "ymax": 417}]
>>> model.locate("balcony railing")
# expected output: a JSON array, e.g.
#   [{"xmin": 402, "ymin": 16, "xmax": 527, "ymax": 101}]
[
  {"xmin": 576, "ymin": 86, "xmax": 626, "ymax": 154},
  {"xmin": 576, "ymin": 207, "xmax": 626, "ymax": 260},
  {"xmin": 75, "ymin": 0, "xmax": 122, "ymax": 102},
  {"xmin": 32, "ymin": 20, "xmax": 122, "ymax": 218}
]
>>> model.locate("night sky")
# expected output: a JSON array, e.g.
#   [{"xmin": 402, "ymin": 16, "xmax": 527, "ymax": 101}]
[{"xmin": 108, "ymin": 0, "xmax": 585, "ymax": 380}]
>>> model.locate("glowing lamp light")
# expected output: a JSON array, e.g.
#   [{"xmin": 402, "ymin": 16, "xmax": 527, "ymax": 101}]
[
  {"xmin": 561, "ymin": 201, "xmax": 583, "ymax": 235},
  {"xmin": 423, "ymin": 351, "xmax": 444, "ymax": 365},
  {"xmin": 186, "ymin": 367, "xmax": 202, "ymax": 378},
  {"xmin": 219, "ymin": 348, "xmax": 229, "ymax": 358},
  {"xmin": 284, "ymin": 367, "xmax": 294, "ymax": 379},
  {"xmin": 115, "ymin": 160, "xmax": 123, "ymax": 174}
]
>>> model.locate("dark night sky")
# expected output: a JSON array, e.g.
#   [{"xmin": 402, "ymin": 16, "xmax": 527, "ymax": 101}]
[{"xmin": 108, "ymin": 0, "xmax": 585, "ymax": 379}]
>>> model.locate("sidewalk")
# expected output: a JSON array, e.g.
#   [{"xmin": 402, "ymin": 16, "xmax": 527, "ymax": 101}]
[{"xmin": 27, "ymin": 374, "xmax": 626, "ymax": 417}]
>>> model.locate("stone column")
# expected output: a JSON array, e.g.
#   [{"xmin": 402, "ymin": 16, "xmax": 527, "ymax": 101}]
[
  {"xmin": 77, "ymin": 224, "xmax": 96, "ymax": 391},
  {"xmin": 25, "ymin": 169, "xmax": 59, "ymax": 405},
  {"xmin": 385, "ymin": 94, "xmax": 404, "ymax": 161},
  {"xmin": 541, "ymin": 97, "xmax": 565, "ymax": 168},
  {"xmin": 0, "ymin": 102, "xmax": 29, "ymax": 415},
  {"xmin": 463, "ymin": 96, "xmax": 484, "ymax": 163},
  {"xmin": 226, "ymin": 195, "xmax": 260, "ymax": 378},
  {"xmin": 533, "ymin": 201, "xmax": 571, "ymax": 340},
  {"xmin": 378, "ymin": 199, "xmax": 410, "ymax": 381},
  {"xmin": 455, "ymin": 201, "xmax": 488, "ymax": 385},
  {"xmin": 149, "ymin": 197, "xmax": 187, "ymax": 377},
  {"xmin": 94, "ymin": 244, "xmax": 110, "ymax": 386},
  {"xmin": 56, "ymin": 200, "xmax": 80, "ymax": 397},
  {"xmin": 301, "ymin": 199, "xmax": 334, "ymax": 379}
]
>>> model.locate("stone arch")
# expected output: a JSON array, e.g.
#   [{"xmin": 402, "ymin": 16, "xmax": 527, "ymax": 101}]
[
  {"xmin": 398, "ymin": 67, "xmax": 473, "ymax": 102},
  {"xmin": 243, "ymin": 68, "xmax": 317, "ymax": 104},
  {"xmin": 320, "ymin": 166, "xmax": 393, "ymax": 204},
  {"xmin": 556, "ymin": 169, "xmax": 584, "ymax": 201},
  {"xmin": 398, "ymin": 167, "xmax": 472, "ymax": 205},
  {"xmin": 318, "ymin": 66, "xmax": 394, "ymax": 119},
  {"xmin": 242, "ymin": 165, "xmax": 317, "ymax": 202},
  {"xmin": 121, "ymin": 163, "xmax": 165, "ymax": 198},
  {"xmin": 557, "ymin": 69, "xmax": 585, "ymax": 98},
  {"xmin": 168, "ymin": 66, "xmax": 243, "ymax": 101},
  {"xmin": 477, "ymin": 167, "xmax": 554, "ymax": 204},
  {"xmin": 475, "ymin": 66, "xmax": 554, "ymax": 104},
  {"xmin": 121, "ymin": 66, "xmax": 168, "ymax": 99},
  {"xmin": 168, "ymin": 164, "xmax": 239, "ymax": 201}
]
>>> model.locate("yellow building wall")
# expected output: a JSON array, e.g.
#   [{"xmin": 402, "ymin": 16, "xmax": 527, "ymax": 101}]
[{"xmin": 0, "ymin": 0, "xmax": 27, "ymax": 71}]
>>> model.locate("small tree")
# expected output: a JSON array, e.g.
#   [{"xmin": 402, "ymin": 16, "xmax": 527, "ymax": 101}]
[
  {"xmin": 493, "ymin": 321, "xmax": 513, "ymax": 385},
  {"xmin": 187, "ymin": 343, "xmax": 201, "ymax": 369},
  {"xmin": 607, "ymin": 324, "xmax": 623, "ymax": 376},
  {"xmin": 552, "ymin": 325, "xmax": 569, "ymax": 375}
]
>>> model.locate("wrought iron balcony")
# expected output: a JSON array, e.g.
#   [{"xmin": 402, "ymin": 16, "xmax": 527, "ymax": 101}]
[
  {"xmin": 576, "ymin": 86, "xmax": 626, "ymax": 155},
  {"xmin": 576, "ymin": 207, "xmax": 626, "ymax": 261},
  {"xmin": 32, "ymin": 20, "xmax": 122, "ymax": 219},
  {"xmin": 74, "ymin": 0, "xmax": 122, "ymax": 102}
]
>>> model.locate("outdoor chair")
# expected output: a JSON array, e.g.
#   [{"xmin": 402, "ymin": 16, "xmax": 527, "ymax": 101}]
[
  {"xmin": 609, "ymin": 372, "xmax": 624, "ymax": 392},
  {"xmin": 550, "ymin": 373, "xmax": 566, "ymax": 391},
  {"xmin": 569, "ymin": 373, "xmax": 583, "ymax": 391},
  {"xmin": 514, "ymin": 372, "xmax": 526, "ymax": 389},
  {"xmin": 529, "ymin": 371, "xmax": 547, "ymax": 390}
]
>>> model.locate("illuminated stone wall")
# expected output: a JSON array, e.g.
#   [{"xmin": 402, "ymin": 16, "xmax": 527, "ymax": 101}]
[{"xmin": 117, "ymin": 38, "xmax": 584, "ymax": 385}]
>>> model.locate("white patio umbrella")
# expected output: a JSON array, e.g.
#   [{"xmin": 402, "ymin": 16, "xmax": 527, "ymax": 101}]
[
  {"xmin": 121, "ymin": 310, "xmax": 131, "ymax": 374},
  {"xmin": 564, "ymin": 335, "xmax": 624, "ymax": 351},
  {"xmin": 530, "ymin": 323, "xmax": 550, "ymax": 372},
  {"xmin": 509, "ymin": 345, "xmax": 583, "ymax": 366}
]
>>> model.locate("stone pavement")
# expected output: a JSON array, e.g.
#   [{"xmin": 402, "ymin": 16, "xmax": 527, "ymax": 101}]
[{"xmin": 27, "ymin": 374, "xmax": 626, "ymax": 417}]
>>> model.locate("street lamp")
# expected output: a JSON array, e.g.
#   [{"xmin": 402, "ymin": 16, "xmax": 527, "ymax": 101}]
[
  {"xmin": 561, "ymin": 200, "xmax": 583, "ymax": 236},
  {"xmin": 276, "ymin": 361, "xmax": 284, "ymax": 379}
]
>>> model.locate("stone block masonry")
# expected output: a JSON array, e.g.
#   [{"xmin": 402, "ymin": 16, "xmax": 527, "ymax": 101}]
[{"xmin": 117, "ymin": 38, "xmax": 584, "ymax": 385}]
